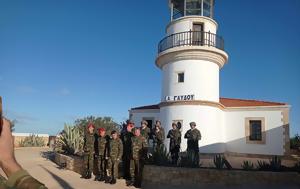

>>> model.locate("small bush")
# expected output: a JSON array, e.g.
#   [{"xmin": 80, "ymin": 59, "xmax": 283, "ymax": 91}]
[
  {"xmin": 269, "ymin": 156, "xmax": 282, "ymax": 172},
  {"xmin": 241, "ymin": 160, "xmax": 254, "ymax": 171},
  {"xmin": 148, "ymin": 145, "xmax": 171, "ymax": 166},
  {"xmin": 294, "ymin": 161, "xmax": 300, "ymax": 173},
  {"xmin": 290, "ymin": 134, "xmax": 300, "ymax": 150},
  {"xmin": 19, "ymin": 134, "xmax": 45, "ymax": 147},
  {"xmin": 257, "ymin": 160, "xmax": 270, "ymax": 171},
  {"xmin": 213, "ymin": 154, "xmax": 225, "ymax": 169},
  {"xmin": 178, "ymin": 151, "xmax": 201, "ymax": 168}
]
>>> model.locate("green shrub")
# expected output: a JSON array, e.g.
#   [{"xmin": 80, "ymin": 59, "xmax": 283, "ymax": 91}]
[
  {"xmin": 213, "ymin": 154, "xmax": 225, "ymax": 169},
  {"xmin": 19, "ymin": 134, "xmax": 45, "ymax": 147},
  {"xmin": 290, "ymin": 134, "xmax": 300, "ymax": 150},
  {"xmin": 241, "ymin": 160, "xmax": 254, "ymax": 171}
]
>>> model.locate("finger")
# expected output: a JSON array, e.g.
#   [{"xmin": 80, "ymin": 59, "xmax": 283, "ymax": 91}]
[{"xmin": 1, "ymin": 118, "xmax": 12, "ymax": 139}]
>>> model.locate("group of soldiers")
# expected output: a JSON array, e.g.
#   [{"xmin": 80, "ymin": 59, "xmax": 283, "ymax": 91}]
[{"xmin": 81, "ymin": 120, "xmax": 201, "ymax": 187}]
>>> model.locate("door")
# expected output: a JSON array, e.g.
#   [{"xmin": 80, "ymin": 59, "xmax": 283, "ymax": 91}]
[{"xmin": 192, "ymin": 23, "xmax": 203, "ymax": 45}]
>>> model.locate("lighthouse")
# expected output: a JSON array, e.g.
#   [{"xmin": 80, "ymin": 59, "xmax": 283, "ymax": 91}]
[
  {"xmin": 156, "ymin": 0, "xmax": 228, "ymax": 152},
  {"xmin": 130, "ymin": 0, "xmax": 290, "ymax": 156}
]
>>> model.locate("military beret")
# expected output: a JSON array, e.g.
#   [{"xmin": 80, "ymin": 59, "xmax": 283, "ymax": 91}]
[
  {"xmin": 87, "ymin": 123, "xmax": 95, "ymax": 129},
  {"xmin": 189, "ymin": 122, "xmax": 196, "ymax": 126},
  {"xmin": 98, "ymin": 128, "xmax": 105, "ymax": 133},
  {"xmin": 141, "ymin": 120, "xmax": 148, "ymax": 125},
  {"xmin": 111, "ymin": 130, "xmax": 117, "ymax": 135}
]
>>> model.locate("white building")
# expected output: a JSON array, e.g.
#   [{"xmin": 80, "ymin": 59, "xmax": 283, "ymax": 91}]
[{"xmin": 129, "ymin": 0, "xmax": 290, "ymax": 156}]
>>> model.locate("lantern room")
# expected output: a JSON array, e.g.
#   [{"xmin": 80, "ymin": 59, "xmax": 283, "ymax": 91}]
[{"xmin": 170, "ymin": 0, "xmax": 215, "ymax": 20}]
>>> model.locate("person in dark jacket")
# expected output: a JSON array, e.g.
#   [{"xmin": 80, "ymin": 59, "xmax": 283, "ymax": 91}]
[{"xmin": 167, "ymin": 123, "xmax": 181, "ymax": 164}]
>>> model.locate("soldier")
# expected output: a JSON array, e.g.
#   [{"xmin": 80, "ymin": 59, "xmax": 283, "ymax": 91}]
[
  {"xmin": 184, "ymin": 122, "xmax": 201, "ymax": 166},
  {"xmin": 0, "ymin": 118, "xmax": 47, "ymax": 189},
  {"xmin": 82, "ymin": 123, "xmax": 96, "ymax": 179},
  {"xmin": 140, "ymin": 120, "xmax": 151, "ymax": 141},
  {"xmin": 120, "ymin": 121, "xmax": 134, "ymax": 180},
  {"xmin": 153, "ymin": 120, "xmax": 165, "ymax": 151},
  {"xmin": 105, "ymin": 130, "xmax": 123, "ymax": 185},
  {"xmin": 127, "ymin": 128, "xmax": 148, "ymax": 187},
  {"xmin": 167, "ymin": 123, "xmax": 181, "ymax": 164},
  {"xmin": 95, "ymin": 128, "xmax": 108, "ymax": 181}
]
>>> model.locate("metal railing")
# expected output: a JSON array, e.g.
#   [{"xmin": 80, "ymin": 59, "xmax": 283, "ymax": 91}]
[{"xmin": 158, "ymin": 30, "xmax": 224, "ymax": 53}]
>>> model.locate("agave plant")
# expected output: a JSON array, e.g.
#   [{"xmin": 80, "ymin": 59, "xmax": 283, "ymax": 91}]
[
  {"xmin": 269, "ymin": 156, "xmax": 282, "ymax": 171},
  {"xmin": 241, "ymin": 160, "xmax": 254, "ymax": 171},
  {"xmin": 54, "ymin": 124, "xmax": 84, "ymax": 155},
  {"xmin": 213, "ymin": 154, "xmax": 225, "ymax": 169},
  {"xmin": 257, "ymin": 160, "xmax": 270, "ymax": 171},
  {"xmin": 151, "ymin": 145, "xmax": 171, "ymax": 166}
]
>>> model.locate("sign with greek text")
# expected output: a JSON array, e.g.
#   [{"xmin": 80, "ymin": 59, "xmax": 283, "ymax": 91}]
[{"xmin": 165, "ymin": 95, "xmax": 195, "ymax": 102}]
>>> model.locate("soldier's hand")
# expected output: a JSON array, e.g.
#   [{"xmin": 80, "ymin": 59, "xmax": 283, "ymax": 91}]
[{"xmin": 0, "ymin": 118, "xmax": 22, "ymax": 177}]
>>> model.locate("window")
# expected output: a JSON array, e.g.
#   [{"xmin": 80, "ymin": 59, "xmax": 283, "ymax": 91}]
[
  {"xmin": 245, "ymin": 117, "xmax": 266, "ymax": 144},
  {"xmin": 178, "ymin": 72, "xmax": 184, "ymax": 83},
  {"xmin": 186, "ymin": 0, "xmax": 201, "ymax": 16},
  {"xmin": 249, "ymin": 120, "xmax": 262, "ymax": 141}
]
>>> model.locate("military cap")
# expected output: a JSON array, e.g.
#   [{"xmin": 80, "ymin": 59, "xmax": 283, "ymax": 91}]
[
  {"xmin": 141, "ymin": 120, "xmax": 148, "ymax": 125},
  {"xmin": 189, "ymin": 122, "xmax": 196, "ymax": 126}
]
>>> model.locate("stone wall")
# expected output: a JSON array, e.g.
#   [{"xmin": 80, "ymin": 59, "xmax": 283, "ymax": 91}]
[
  {"xmin": 54, "ymin": 153, "xmax": 83, "ymax": 174},
  {"xmin": 142, "ymin": 165, "xmax": 300, "ymax": 189}
]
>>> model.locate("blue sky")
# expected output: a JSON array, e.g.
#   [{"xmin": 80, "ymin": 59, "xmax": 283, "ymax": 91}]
[{"xmin": 0, "ymin": 0, "xmax": 299, "ymax": 136}]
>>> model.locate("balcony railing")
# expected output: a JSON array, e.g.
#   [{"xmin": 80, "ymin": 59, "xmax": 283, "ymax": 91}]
[{"xmin": 158, "ymin": 30, "xmax": 224, "ymax": 53}]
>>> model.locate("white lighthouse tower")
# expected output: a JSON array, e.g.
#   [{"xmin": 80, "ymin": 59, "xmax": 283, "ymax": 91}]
[
  {"xmin": 130, "ymin": 0, "xmax": 290, "ymax": 157},
  {"xmin": 156, "ymin": 0, "xmax": 228, "ymax": 152}
]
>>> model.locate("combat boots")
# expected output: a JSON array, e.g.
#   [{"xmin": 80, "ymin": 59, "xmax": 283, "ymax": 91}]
[
  {"xmin": 126, "ymin": 178, "xmax": 135, "ymax": 186},
  {"xmin": 86, "ymin": 172, "xmax": 92, "ymax": 179},
  {"xmin": 99, "ymin": 174, "xmax": 105, "ymax": 182},
  {"xmin": 105, "ymin": 176, "xmax": 112, "ymax": 184},
  {"xmin": 94, "ymin": 175, "xmax": 100, "ymax": 181},
  {"xmin": 110, "ymin": 177, "xmax": 116, "ymax": 184}
]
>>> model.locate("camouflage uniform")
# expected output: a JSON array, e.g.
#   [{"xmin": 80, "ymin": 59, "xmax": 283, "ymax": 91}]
[
  {"xmin": 106, "ymin": 138, "xmax": 123, "ymax": 179},
  {"xmin": 167, "ymin": 128, "xmax": 181, "ymax": 164},
  {"xmin": 184, "ymin": 128, "xmax": 201, "ymax": 165},
  {"xmin": 129, "ymin": 135, "xmax": 148, "ymax": 186},
  {"xmin": 83, "ymin": 133, "xmax": 95, "ymax": 177},
  {"xmin": 120, "ymin": 130, "xmax": 134, "ymax": 179},
  {"xmin": 0, "ymin": 169, "xmax": 47, "ymax": 189},
  {"xmin": 140, "ymin": 126, "xmax": 151, "ymax": 141},
  {"xmin": 153, "ymin": 127, "xmax": 165, "ymax": 151},
  {"xmin": 96, "ymin": 135, "xmax": 108, "ymax": 180}
]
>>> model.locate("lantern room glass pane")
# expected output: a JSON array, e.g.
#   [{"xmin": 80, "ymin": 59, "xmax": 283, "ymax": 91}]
[
  {"xmin": 203, "ymin": 0, "xmax": 212, "ymax": 17},
  {"xmin": 186, "ymin": 0, "xmax": 201, "ymax": 16},
  {"xmin": 172, "ymin": 0, "xmax": 184, "ymax": 20}
]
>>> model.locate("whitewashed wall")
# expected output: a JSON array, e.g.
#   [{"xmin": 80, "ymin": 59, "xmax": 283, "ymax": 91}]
[
  {"xmin": 161, "ymin": 59, "xmax": 220, "ymax": 102},
  {"xmin": 129, "ymin": 110, "xmax": 160, "ymax": 128},
  {"xmin": 224, "ymin": 109, "xmax": 284, "ymax": 155},
  {"xmin": 160, "ymin": 105, "xmax": 225, "ymax": 153},
  {"xmin": 166, "ymin": 16, "xmax": 218, "ymax": 35}
]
